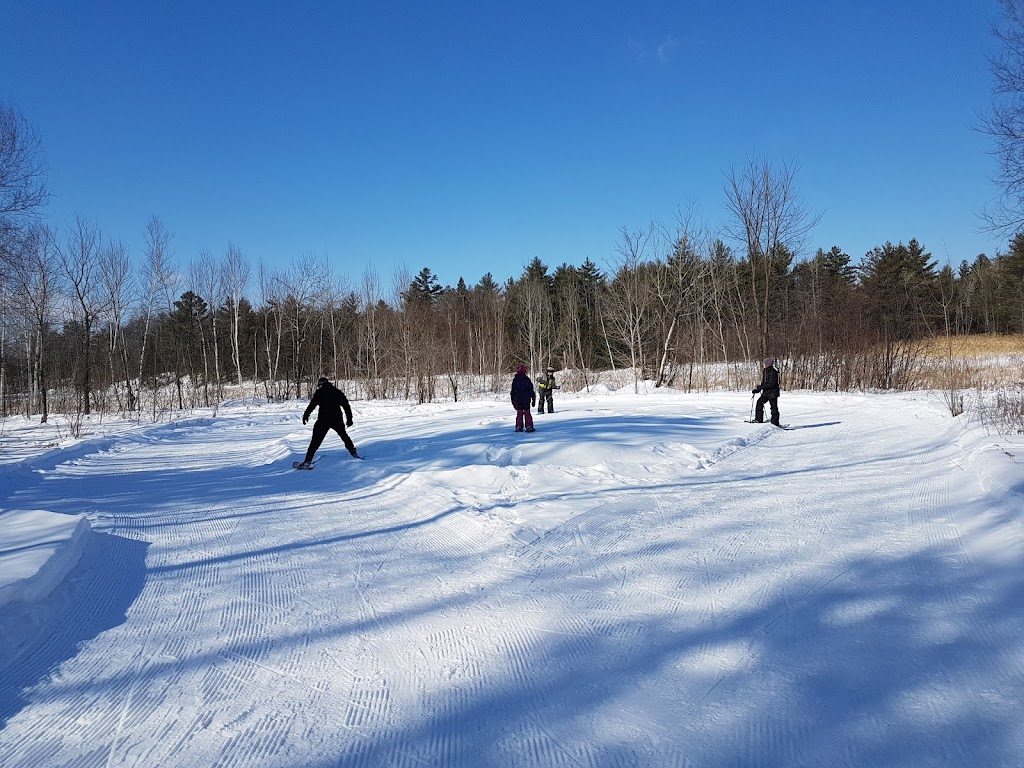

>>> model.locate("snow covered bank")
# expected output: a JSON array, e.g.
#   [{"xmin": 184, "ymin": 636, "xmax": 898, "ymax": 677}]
[{"xmin": 0, "ymin": 509, "xmax": 90, "ymax": 607}]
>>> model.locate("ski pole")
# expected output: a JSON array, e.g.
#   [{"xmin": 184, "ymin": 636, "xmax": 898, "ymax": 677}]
[{"xmin": 750, "ymin": 393, "xmax": 756, "ymax": 422}]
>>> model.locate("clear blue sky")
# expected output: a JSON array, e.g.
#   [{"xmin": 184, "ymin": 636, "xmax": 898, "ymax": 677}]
[{"xmin": 0, "ymin": 1, "xmax": 1004, "ymax": 290}]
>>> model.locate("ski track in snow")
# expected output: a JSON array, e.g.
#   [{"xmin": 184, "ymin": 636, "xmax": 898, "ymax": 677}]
[{"xmin": 1, "ymin": 391, "xmax": 1023, "ymax": 766}]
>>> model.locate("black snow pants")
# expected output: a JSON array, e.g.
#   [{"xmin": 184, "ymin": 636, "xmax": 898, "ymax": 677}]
[
  {"xmin": 538, "ymin": 388, "xmax": 554, "ymax": 413},
  {"xmin": 755, "ymin": 393, "xmax": 780, "ymax": 426},
  {"xmin": 305, "ymin": 417, "xmax": 355, "ymax": 462}
]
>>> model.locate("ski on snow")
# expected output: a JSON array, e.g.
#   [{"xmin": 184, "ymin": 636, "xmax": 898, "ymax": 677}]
[{"xmin": 292, "ymin": 453, "xmax": 364, "ymax": 469}]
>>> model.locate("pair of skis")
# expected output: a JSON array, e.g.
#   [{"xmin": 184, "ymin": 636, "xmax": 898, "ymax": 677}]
[
  {"xmin": 744, "ymin": 420, "xmax": 793, "ymax": 430},
  {"xmin": 292, "ymin": 453, "xmax": 364, "ymax": 470}
]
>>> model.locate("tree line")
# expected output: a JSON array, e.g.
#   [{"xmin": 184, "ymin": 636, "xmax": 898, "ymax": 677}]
[
  {"xmin": 2, "ymin": 204, "xmax": 1023, "ymax": 423},
  {"xmin": 3, "ymin": 99, "xmax": 1024, "ymax": 423}
]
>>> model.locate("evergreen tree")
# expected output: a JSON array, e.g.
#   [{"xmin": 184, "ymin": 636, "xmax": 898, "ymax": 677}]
[
  {"xmin": 170, "ymin": 290, "xmax": 209, "ymax": 345},
  {"xmin": 475, "ymin": 272, "xmax": 500, "ymax": 294},
  {"xmin": 522, "ymin": 256, "xmax": 550, "ymax": 284},
  {"xmin": 404, "ymin": 267, "xmax": 444, "ymax": 306},
  {"xmin": 859, "ymin": 239, "xmax": 940, "ymax": 339},
  {"xmin": 996, "ymin": 234, "xmax": 1024, "ymax": 331},
  {"xmin": 813, "ymin": 245, "xmax": 857, "ymax": 284}
]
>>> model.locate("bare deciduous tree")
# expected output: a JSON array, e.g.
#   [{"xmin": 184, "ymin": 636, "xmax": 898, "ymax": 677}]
[
  {"xmin": 222, "ymin": 242, "xmax": 250, "ymax": 387},
  {"xmin": 983, "ymin": 0, "xmax": 1024, "ymax": 234},
  {"xmin": 193, "ymin": 250, "xmax": 224, "ymax": 404},
  {"xmin": 391, "ymin": 266, "xmax": 417, "ymax": 399},
  {"xmin": 471, "ymin": 274, "xmax": 505, "ymax": 390},
  {"xmin": 514, "ymin": 258, "xmax": 554, "ymax": 372},
  {"xmin": 257, "ymin": 261, "xmax": 286, "ymax": 399},
  {"xmin": 9, "ymin": 226, "xmax": 59, "ymax": 420},
  {"xmin": 359, "ymin": 265, "xmax": 387, "ymax": 397},
  {"xmin": 0, "ymin": 103, "xmax": 48, "ymax": 253},
  {"xmin": 138, "ymin": 216, "xmax": 173, "ymax": 419},
  {"xmin": 58, "ymin": 215, "xmax": 107, "ymax": 415},
  {"xmin": 281, "ymin": 253, "xmax": 327, "ymax": 395},
  {"xmin": 0, "ymin": 267, "xmax": 8, "ymax": 415},
  {"xmin": 438, "ymin": 285, "xmax": 467, "ymax": 401},
  {"xmin": 100, "ymin": 239, "xmax": 135, "ymax": 411},
  {"xmin": 724, "ymin": 155, "xmax": 819, "ymax": 356},
  {"xmin": 322, "ymin": 266, "xmax": 354, "ymax": 384},
  {"xmin": 606, "ymin": 225, "xmax": 656, "ymax": 390}
]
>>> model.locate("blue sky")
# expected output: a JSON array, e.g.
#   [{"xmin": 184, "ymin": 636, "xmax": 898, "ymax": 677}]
[{"xmin": 0, "ymin": 1, "xmax": 1004, "ymax": 290}]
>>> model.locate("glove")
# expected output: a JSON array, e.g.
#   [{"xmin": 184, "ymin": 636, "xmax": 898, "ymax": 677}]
[
  {"xmin": 752, "ymin": 387, "xmax": 760, "ymax": 394},
  {"xmin": 302, "ymin": 415, "xmax": 309, "ymax": 425},
  {"xmin": 346, "ymin": 418, "xmax": 353, "ymax": 427}
]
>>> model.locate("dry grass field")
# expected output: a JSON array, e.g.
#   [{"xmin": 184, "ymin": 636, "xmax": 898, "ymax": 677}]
[
  {"xmin": 918, "ymin": 333, "xmax": 1024, "ymax": 359},
  {"xmin": 914, "ymin": 334, "xmax": 1024, "ymax": 391},
  {"xmin": 910, "ymin": 335, "xmax": 1023, "ymax": 431}
]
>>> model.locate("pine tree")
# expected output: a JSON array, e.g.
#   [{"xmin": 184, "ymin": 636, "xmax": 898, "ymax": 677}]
[
  {"xmin": 859, "ymin": 239, "xmax": 940, "ymax": 339},
  {"xmin": 404, "ymin": 267, "xmax": 444, "ymax": 306}
]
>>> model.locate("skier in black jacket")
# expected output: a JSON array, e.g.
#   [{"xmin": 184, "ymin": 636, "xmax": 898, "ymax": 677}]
[
  {"xmin": 298, "ymin": 377, "xmax": 359, "ymax": 466},
  {"xmin": 752, "ymin": 357, "xmax": 781, "ymax": 426}
]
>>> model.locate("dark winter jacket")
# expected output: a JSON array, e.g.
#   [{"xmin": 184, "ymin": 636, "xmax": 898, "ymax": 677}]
[
  {"xmin": 303, "ymin": 382, "xmax": 354, "ymax": 425},
  {"xmin": 510, "ymin": 372, "xmax": 536, "ymax": 410},
  {"xmin": 755, "ymin": 366, "xmax": 780, "ymax": 399}
]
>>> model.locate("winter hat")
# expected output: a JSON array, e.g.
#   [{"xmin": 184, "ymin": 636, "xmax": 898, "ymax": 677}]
[
  {"xmin": 763, "ymin": 357, "xmax": 775, "ymax": 368},
  {"xmin": 515, "ymin": 365, "xmax": 526, "ymax": 374},
  {"xmin": 317, "ymin": 376, "xmax": 330, "ymax": 387},
  {"xmin": 546, "ymin": 366, "xmax": 555, "ymax": 372}
]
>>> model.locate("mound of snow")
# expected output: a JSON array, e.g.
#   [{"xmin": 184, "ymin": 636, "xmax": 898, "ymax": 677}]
[{"xmin": 0, "ymin": 509, "xmax": 90, "ymax": 607}]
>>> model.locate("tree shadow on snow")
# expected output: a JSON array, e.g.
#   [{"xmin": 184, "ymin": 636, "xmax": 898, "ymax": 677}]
[{"xmin": 289, "ymin": 530, "xmax": 1024, "ymax": 766}]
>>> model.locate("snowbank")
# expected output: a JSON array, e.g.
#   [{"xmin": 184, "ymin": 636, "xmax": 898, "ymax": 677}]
[{"xmin": 0, "ymin": 509, "xmax": 91, "ymax": 607}]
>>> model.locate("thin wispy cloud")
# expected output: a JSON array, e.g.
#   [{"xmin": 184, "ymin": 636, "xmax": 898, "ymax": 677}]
[
  {"xmin": 656, "ymin": 34, "xmax": 679, "ymax": 64},
  {"xmin": 628, "ymin": 34, "xmax": 679, "ymax": 65},
  {"xmin": 627, "ymin": 35, "xmax": 647, "ymax": 62}
]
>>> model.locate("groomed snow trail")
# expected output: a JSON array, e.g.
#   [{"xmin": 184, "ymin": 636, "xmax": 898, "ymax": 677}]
[{"xmin": 2, "ymin": 391, "xmax": 1023, "ymax": 767}]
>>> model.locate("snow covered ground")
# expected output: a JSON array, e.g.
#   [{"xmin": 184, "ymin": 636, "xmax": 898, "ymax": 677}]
[{"xmin": 1, "ymin": 385, "xmax": 1023, "ymax": 767}]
